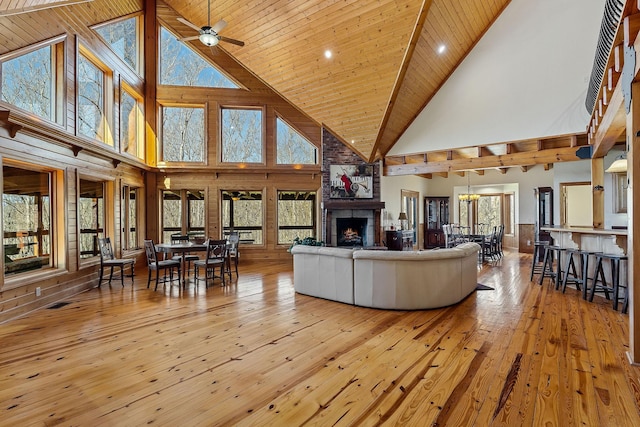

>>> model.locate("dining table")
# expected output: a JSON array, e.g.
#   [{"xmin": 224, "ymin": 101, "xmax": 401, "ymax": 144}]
[{"xmin": 155, "ymin": 242, "xmax": 207, "ymax": 285}]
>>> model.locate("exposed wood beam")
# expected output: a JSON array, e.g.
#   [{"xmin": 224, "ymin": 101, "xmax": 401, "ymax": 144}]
[
  {"xmin": 497, "ymin": 168, "xmax": 508, "ymax": 174},
  {"xmin": 520, "ymin": 165, "xmax": 529, "ymax": 173},
  {"xmin": 384, "ymin": 146, "xmax": 585, "ymax": 176}
]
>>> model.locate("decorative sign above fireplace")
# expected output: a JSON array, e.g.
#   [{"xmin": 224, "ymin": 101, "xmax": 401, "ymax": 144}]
[{"xmin": 329, "ymin": 164, "xmax": 373, "ymax": 199}]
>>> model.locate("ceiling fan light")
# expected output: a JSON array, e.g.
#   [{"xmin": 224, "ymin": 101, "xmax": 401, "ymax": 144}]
[{"xmin": 199, "ymin": 32, "xmax": 219, "ymax": 46}]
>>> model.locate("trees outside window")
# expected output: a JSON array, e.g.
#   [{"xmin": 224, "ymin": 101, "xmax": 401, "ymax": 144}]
[
  {"xmin": 159, "ymin": 27, "xmax": 237, "ymax": 88},
  {"xmin": 122, "ymin": 186, "xmax": 139, "ymax": 250},
  {"xmin": 221, "ymin": 108, "xmax": 262, "ymax": 163},
  {"xmin": 79, "ymin": 179, "xmax": 105, "ymax": 259},
  {"xmin": 2, "ymin": 164, "xmax": 53, "ymax": 277},
  {"xmin": 276, "ymin": 117, "xmax": 317, "ymax": 165},
  {"xmin": 94, "ymin": 16, "xmax": 140, "ymax": 73},
  {"xmin": 120, "ymin": 85, "xmax": 144, "ymax": 159},
  {"xmin": 161, "ymin": 189, "xmax": 205, "ymax": 243},
  {"xmin": 1, "ymin": 43, "xmax": 59, "ymax": 122},
  {"xmin": 77, "ymin": 54, "xmax": 108, "ymax": 143},
  {"xmin": 221, "ymin": 191, "xmax": 263, "ymax": 244},
  {"xmin": 161, "ymin": 106, "xmax": 205, "ymax": 162},
  {"xmin": 277, "ymin": 191, "xmax": 316, "ymax": 244}
]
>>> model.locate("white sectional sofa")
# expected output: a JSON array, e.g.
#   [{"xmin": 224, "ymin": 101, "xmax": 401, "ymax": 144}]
[{"xmin": 290, "ymin": 242, "xmax": 480, "ymax": 310}]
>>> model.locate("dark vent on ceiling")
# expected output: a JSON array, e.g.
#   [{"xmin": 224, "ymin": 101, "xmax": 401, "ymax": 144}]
[
  {"xmin": 585, "ymin": 0, "xmax": 624, "ymax": 113},
  {"xmin": 47, "ymin": 302, "xmax": 71, "ymax": 310}
]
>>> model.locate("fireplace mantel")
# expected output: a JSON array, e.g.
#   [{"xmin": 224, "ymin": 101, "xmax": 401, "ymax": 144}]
[{"xmin": 323, "ymin": 201, "xmax": 385, "ymax": 210}]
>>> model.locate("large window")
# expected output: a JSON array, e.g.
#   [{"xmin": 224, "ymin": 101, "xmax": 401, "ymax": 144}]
[
  {"xmin": 276, "ymin": 118, "xmax": 317, "ymax": 165},
  {"xmin": 221, "ymin": 191, "xmax": 263, "ymax": 244},
  {"xmin": 122, "ymin": 185, "xmax": 139, "ymax": 250},
  {"xmin": 161, "ymin": 190, "xmax": 205, "ymax": 243},
  {"xmin": 1, "ymin": 41, "xmax": 63, "ymax": 123},
  {"xmin": 459, "ymin": 194, "xmax": 502, "ymax": 234},
  {"xmin": 161, "ymin": 106, "xmax": 204, "ymax": 162},
  {"xmin": 159, "ymin": 27, "xmax": 238, "ymax": 88},
  {"xmin": 221, "ymin": 108, "xmax": 263, "ymax": 163},
  {"xmin": 94, "ymin": 16, "xmax": 141, "ymax": 73},
  {"xmin": 77, "ymin": 53, "xmax": 109, "ymax": 144},
  {"xmin": 120, "ymin": 85, "xmax": 144, "ymax": 159},
  {"xmin": 277, "ymin": 191, "xmax": 316, "ymax": 244},
  {"xmin": 79, "ymin": 179, "xmax": 105, "ymax": 259},
  {"xmin": 3, "ymin": 164, "xmax": 53, "ymax": 277}
]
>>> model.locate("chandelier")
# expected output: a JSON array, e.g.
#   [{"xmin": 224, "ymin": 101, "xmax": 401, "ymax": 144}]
[{"xmin": 458, "ymin": 173, "xmax": 480, "ymax": 202}]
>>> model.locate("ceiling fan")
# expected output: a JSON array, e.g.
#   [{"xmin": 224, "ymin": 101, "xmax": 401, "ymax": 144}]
[{"xmin": 178, "ymin": 0, "xmax": 244, "ymax": 47}]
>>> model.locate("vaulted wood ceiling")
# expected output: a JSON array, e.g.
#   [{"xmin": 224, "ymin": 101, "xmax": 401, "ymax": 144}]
[
  {"xmin": 1, "ymin": 0, "xmax": 600, "ymax": 175},
  {"xmin": 162, "ymin": 0, "xmax": 512, "ymax": 163}
]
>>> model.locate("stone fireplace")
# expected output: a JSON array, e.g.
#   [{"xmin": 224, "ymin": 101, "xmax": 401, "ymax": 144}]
[{"xmin": 322, "ymin": 129, "xmax": 385, "ymax": 247}]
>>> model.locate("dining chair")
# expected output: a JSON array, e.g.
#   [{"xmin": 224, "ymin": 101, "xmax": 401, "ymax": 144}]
[
  {"xmin": 97, "ymin": 237, "xmax": 135, "ymax": 287},
  {"xmin": 144, "ymin": 240, "xmax": 181, "ymax": 291},
  {"xmin": 226, "ymin": 231, "xmax": 240, "ymax": 278},
  {"xmin": 170, "ymin": 234, "xmax": 200, "ymax": 278},
  {"xmin": 193, "ymin": 239, "xmax": 227, "ymax": 287}
]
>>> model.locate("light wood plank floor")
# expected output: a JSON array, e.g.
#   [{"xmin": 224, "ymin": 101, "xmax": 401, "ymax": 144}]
[{"xmin": 1, "ymin": 250, "xmax": 639, "ymax": 426}]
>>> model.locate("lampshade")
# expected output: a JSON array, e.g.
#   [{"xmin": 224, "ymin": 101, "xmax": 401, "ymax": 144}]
[
  {"xmin": 398, "ymin": 212, "xmax": 408, "ymax": 221},
  {"xmin": 605, "ymin": 157, "xmax": 627, "ymax": 173},
  {"xmin": 199, "ymin": 32, "xmax": 219, "ymax": 46}
]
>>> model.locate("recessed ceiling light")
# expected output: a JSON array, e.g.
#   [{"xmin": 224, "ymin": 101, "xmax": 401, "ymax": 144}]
[
  {"xmin": 325, "ymin": 50, "xmax": 332, "ymax": 59},
  {"xmin": 437, "ymin": 45, "xmax": 446, "ymax": 54},
  {"xmin": 351, "ymin": 140, "xmax": 355, "ymax": 144}
]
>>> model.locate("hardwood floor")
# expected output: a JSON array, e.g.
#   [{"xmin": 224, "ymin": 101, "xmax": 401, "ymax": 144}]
[{"xmin": 0, "ymin": 250, "xmax": 639, "ymax": 426}]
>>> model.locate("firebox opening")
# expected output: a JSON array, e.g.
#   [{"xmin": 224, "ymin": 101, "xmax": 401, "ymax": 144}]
[{"xmin": 336, "ymin": 218, "xmax": 367, "ymax": 247}]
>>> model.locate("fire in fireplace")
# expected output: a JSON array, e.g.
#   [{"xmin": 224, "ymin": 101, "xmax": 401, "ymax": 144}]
[{"xmin": 336, "ymin": 218, "xmax": 367, "ymax": 247}]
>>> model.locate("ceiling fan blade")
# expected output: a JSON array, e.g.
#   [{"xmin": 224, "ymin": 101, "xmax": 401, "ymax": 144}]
[
  {"xmin": 180, "ymin": 35, "xmax": 200, "ymax": 42},
  {"xmin": 211, "ymin": 19, "xmax": 227, "ymax": 33},
  {"xmin": 177, "ymin": 17, "xmax": 203, "ymax": 32},
  {"xmin": 218, "ymin": 36, "xmax": 245, "ymax": 47}
]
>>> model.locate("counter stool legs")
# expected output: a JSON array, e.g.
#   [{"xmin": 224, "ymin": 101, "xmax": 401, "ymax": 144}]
[
  {"xmin": 539, "ymin": 245, "xmax": 560, "ymax": 286},
  {"xmin": 561, "ymin": 249, "xmax": 584, "ymax": 294},
  {"xmin": 531, "ymin": 241, "xmax": 549, "ymax": 281},
  {"xmin": 588, "ymin": 254, "xmax": 628, "ymax": 312}
]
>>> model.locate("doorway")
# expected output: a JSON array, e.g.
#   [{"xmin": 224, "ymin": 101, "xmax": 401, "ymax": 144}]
[
  {"xmin": 401, "ymin": 189, "xmax": 419, "ymax": 248},
  {"xmin": 560, "ymin": 182, "xmax": 592, "ymax": 227}
]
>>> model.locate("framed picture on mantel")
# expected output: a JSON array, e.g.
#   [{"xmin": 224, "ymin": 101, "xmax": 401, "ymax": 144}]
[{"xmin": 330, "ymin": 164, "xmax": 373, "ymax": 199}]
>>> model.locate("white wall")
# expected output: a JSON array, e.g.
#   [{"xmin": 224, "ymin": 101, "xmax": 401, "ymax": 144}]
[{"xmin": 389, "ymin": 0, "xmax": 604, "ymax": 155}]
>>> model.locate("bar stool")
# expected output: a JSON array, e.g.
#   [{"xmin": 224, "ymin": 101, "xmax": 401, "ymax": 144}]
[
  {"xmin": 530, "ymin": 241, "xmax": 549, "ymax": 281},
  {"xmin": 539, "ymin": 245, "xmax": 563, "ymax": 287},
  {"xmin": 561, "ymin": 248, "xmax": 585, "ymax": 294},
  {"xmin": 589, "ymin": 253, "xmax": 628, "ymax": 312}
]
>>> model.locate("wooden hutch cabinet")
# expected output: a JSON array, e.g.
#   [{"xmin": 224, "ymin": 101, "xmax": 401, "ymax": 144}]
[
  {"xmin": 424, "ymin": 196, "xmax": 449, "ymax": 248},
  {"xmin": 534, "ymin": 187, "xmax": 553, "ymax": 257}
]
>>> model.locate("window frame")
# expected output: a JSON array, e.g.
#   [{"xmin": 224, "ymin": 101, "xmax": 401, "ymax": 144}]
[
  {"xmin": 0, "ymin": 35, "xmax": 66, "ymax": 126},
  {"xmin": 77, "ymin": 176, "xmax": 109, "ymax": 265},
  {"xmin": 221, "ymin": 190, "xmax": 264, "ymax": 246},
  {"xmin": 276, "ymin": 190, "xmax": 317, "ymax": 245},
  {"xmin": 76, "ymin": 44, "xmax": 114, "ymax": 146},
  {"xmin": 160, "ymin": 189, "xmax": 206, "ymax": 243},
  {"xmin": 92, "ymin": 13, "xmax": 143, "ymax": 75},
  {"xmin": 159, "ymin": 103, "xmax": 207, "ymax": 165},
  {"xmin": 120, "ymin": 81, "xmax": 145, "ymax": 160},
  {"xmin": 121, "ymin": 185, "xmax": 140, "ymax": 251},
  {"xmin": 220, "ymin": 106, "xmax": 266, "ymax": 165},
  {"xmin": 275, "ymin": 115, "xmax": 318, "ymax": 166},
  {"xmin": 1, "ymin": 160, "xmax": 64, "ymax": 289}
]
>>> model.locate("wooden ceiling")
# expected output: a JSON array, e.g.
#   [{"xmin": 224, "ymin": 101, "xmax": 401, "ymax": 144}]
[
  {"xmin": 162, "ymin": 0, "xmax": 512, "ymax": 164},
  {"xmin": 0, "ymin": 0, "xmax": 601, "ymax": 175}
]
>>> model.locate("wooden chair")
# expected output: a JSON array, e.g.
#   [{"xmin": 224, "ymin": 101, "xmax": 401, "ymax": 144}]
[
  {"xmin": 170, "ymin": 234, "xmax": 200, "ymax": 278},
  {"xmin": 97, "ymin": 237, "xmax": 135, "ymax": 287},
  {"xmin": 144, "ymin": 240, "xmax": 181, "ymax": 291},
  {"xmin": 194, "ymin": 239, "xmax": 227, "ymax": 287},
  {"xmin": 226, "ymin": 231, "xmax": 240, "ymax": 278}
]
